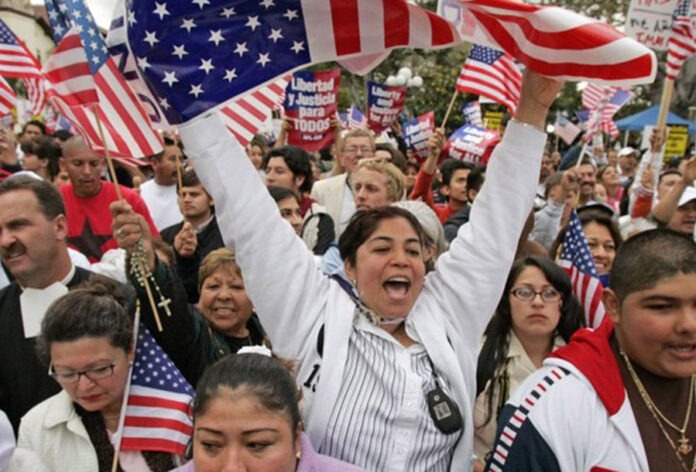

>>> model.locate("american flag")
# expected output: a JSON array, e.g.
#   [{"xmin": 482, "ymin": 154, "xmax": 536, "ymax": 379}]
[
  {"xmin": 666, "ymin": 0, "xmax": 696, "ymax": 80},
  {"xmin": 456, "ymin": 45, "xmax": 521, "ymax": 114},
  {"xmin": 554, "ymin": 115, "xmax": 581, "ymax": 145},
  {"xmin": 452, "ymin": 0, "xmax": 656, "ymax": 85},
  {"xmin": 0, "ymin": 76, "xmax": 16, "ymax": 116},
  {"xmin": 581, "ymin": 85, "xmax": 633, "ymax": 139},
  {"xmin": 43, "ymin": 0, "xmax": 162, "ymax": 166},
  {"xmin": 116, "ymin": 324, "xmax": 194, "ymax": 455},
  {"xmin": 559, "ymin": 212, "xmax": 606, "ymax": 329},
  {"xmin": 0, "ymin": 19, "xmax": 42, "ymax": 78},
  {"xmin": 348, "ymin": 106, "xmax": 367, "ymax": 130},
  {"xmin": 0, "ymin": 20, "xmax": 45, "ymax": 115},
  {"xmin": 117, "ymin": 0, "xmax": 458, "ymax": 124}
]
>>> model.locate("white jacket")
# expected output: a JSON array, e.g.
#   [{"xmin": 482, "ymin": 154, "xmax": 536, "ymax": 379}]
[
  {"xmin": 17, "ymin": 391, "xmax": 97, "ymax": 472},
  {"xmin": 180, "ymin": 115, "xmax": 546, "ymax": 470}
]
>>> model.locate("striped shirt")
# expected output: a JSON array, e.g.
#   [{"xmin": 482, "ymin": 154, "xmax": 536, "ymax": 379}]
[{"xmin": 322, "ymin": 315, "xmax": 461, "ymax": 471}]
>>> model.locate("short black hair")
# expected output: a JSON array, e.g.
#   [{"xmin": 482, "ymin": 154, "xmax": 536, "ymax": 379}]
[
  {"xmin": 610, "ymin": 229, "xmax": 696, "ymax": 303},
  {"xmin": 51, "ymin": 129, "xmax": 73, "ymax": 142},
  {"xmin": 0, "ymin": 176, "xmax": 65, "ymax": 218},
  {"xmin": 22, "ymin": 119, "xmax": 46, "ymax": 136},
  {"xmin": 439, "ymin": 159, "xmax": 474, "ymax": 187},
  {"xmin": 267, "ymin": 186, "xmax": 300, "ymax": 204},
  {"xmin": 20, "ymin": 136, "xmax": 62, "ymax": 178},
  {"xmin": 466, "ymin": 165, "xmax": 486, "ymax": 194},
  {"xmin": 262, "ymin": 146, "xmax": 313, "ymax": 194},
  {"xmin": 178, "ymin": 168, "xmax": 202, "ymax": 190}
]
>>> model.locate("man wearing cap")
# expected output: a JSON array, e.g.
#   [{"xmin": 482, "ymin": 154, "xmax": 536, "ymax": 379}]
[
  {"xmin": 617, "ymin": 147, "xmax": 639, "ymax": 185},
  {"xmin": 649, "ymin": 159, "xmax": 696, "ymax": 239}
]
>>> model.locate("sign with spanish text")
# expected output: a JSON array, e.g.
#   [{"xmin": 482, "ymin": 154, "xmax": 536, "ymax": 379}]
[
  {"xmin": 284, "ymin": 69, "xmax": 340, "ymax": 151},
  {"xmin": 444, "ymin": 124, "xmax": 500, "ymax": 165},
  {"xmin": 367, "ymin": 81, "xmax": 407, "ymax": 133},
  {"xmin": 402, "ymin": 111, "xmax": 435, "ymax": 160}
]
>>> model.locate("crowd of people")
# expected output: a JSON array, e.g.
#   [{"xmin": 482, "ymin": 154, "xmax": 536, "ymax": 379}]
[{"xmin": 0, "ymin": 67, "xmax": 694, "ymax": 472}]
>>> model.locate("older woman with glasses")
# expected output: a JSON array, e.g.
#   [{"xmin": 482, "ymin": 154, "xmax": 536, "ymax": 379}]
[
  {"xmin": 17, "ymin": 277, "xmax": 176, "ymax": 472},
  {"xmin": 472, "ymin": 256, "xmax": 584, "ymax": 469}
]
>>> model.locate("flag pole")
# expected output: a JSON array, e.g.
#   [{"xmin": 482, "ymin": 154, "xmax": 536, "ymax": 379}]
[
  {"xmin": 92, "ymin": 106, "xmax": 165, "ymax": 332},
  {"xmin": 440, "ymin": 90, "xmax": 458, "ymax": 129},
  {"xmin": 111, "ymin": 302, "xmax": 141, "ymax": 472},
  {"xmin": 93, "ymin": 105, "xmax": 123, "ymax": 201},
  {"xmin": 656, "ymin": 78, "xmax": 674, "ymax": 132}
]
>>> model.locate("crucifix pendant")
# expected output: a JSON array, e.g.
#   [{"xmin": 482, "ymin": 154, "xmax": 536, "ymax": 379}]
[
  {"xmin": 157, "ymin": 297, "xmax": 173, "ymax": 317},
  {"xmin": 677, "ymin": 436, "xmax": 692, "ymax": 456}
]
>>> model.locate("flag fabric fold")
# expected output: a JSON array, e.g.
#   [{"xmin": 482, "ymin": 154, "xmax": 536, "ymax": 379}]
[
  {"xmin": 0, "ymin": 20, "xmax": 46, "ymax": 114},
  {"xmin": 581, "ymin": 85, "xmax": 633, "ymax": 140},
  {"xmin": 117, "ymin": 0, "xmax": 458, "ymax": 124},
  {"xmin": 559, "ymin": 211, "xmax": 606, "ymax": 329},
  {"xmin": 456, "ymin": 44, "xmax": 521, "ymax": 114},
  {"xmin": 445, "ymin": 0, "xmax": 656, "ymax": 85},
  {"xmin": 666, "ymin": 0, "xmax": 696, "ymax": 80},
  {"xmin": 43, "ymin": 0, "xmax": 162, "ymax": 165}
]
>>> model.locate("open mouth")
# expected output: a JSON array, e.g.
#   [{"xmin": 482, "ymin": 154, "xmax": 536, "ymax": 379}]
[
  {"xmin": 383, "ymin": 277, "xmax": 411, "ymax": 299},
  {"xmin": 669, "ymin": 344, "xmax": 696, "ymax": 359}
]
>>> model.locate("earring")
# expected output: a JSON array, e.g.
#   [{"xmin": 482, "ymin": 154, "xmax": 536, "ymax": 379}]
[{"xmin": 296, "ymin": 450, "xmax": 302, "ymax": 460}]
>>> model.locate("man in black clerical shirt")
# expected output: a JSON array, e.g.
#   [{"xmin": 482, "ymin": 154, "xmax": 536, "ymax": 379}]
[{"xmin": 0, "ymin": 177, "xmax": 94, "ymax": 432}]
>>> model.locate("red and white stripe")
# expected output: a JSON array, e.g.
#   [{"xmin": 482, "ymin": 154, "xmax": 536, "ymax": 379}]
[
  {"xmin": 560, "ymin": 260, "xmax": 606, "ymax": 329},
  {"xmin": 303, "ymin": 0, "xmax": 458, "ymax": 63},
  {"xmin": 120, "ymin": 386, "xmax": 193, "ymax": 453},
  {"xmin": 22, "ymin": 77, "xmax": 46, "ymax": 115},
  {"xmin": 218, "ymin": 75, "xmax": 289, "ymax": 148},
  {"xmin": 0, "ymin": 76, "xmax": 16, "ymax": 116},
  {"xmin": 666, "ymin": 16, "xmax": 696, "ymax": 80},
  {"xmin": 459, "ymin": 0, "xmax": 656, "ymax": 85}
]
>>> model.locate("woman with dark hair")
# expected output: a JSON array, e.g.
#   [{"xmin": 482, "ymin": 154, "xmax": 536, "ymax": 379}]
[
  {"xmin": 172, "ymin": 350, "xmax": 365, "ymax": 472},
  {"xmin": 114, "ymin": 70, "xmax": 564, "ymax": 470},
  {"xmin": 17, "ymin": 277, "xmax": 176, "ymax": 471},
  {"xmin": 549, "ymin": 208, "xmax": 623, "ymax": 278},
  {"xmin": 473, "ymin": 256, "xmax": 584, "ymax": 468}
]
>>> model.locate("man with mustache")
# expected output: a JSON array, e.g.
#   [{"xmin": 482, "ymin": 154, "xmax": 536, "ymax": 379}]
[{"xmin": 0, "ymin": 177, "xmax": 95, "ymax": 433}]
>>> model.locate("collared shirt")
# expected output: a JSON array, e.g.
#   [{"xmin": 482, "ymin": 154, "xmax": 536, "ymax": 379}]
[
  {"xmin": 338, "ymin": 176, "xmax": 356, "ymax": 236},
  {"xmin": 323, "ymin": 314, "xmax": 460, "ymax": 472}
]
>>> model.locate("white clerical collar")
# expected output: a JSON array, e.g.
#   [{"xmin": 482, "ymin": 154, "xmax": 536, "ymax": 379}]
[{"xmin": 19, "ymin": 264, "xmax": 76, "ymax": 338}]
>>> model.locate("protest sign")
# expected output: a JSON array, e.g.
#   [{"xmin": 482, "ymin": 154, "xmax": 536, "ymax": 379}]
[
  {"xmin": 641, "ymin": 124, "xmax": 690, "ymax": 158},
  {"xmin": 367, "ymin": 81, "xmax": 407, "ymax": 133},
  {"xmin": 402, "ymin": 112, "xmax": 435, "ymax": 160},
  {"xmin": 284, "ymin": 69, "xmax": 340, "ymax": 151},
  {"xmin": 444, "ymin": 123, "xmax": 500, "ymax": 165},
  {"xmin": 482, "ymin": 110, "xmax": 504, "ymax": 132},
  {"xmin": 626, "ymin": 0, "xmax": 682, "ymax": 51}
]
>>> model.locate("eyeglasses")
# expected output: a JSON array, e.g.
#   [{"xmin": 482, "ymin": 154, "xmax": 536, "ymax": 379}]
[
  {"xmin": 344, "ymin": 146, "xmax": 374, "ymax": 155},
  {"xmin": 510, "ymin": 287, "xmax": 562, "ymax": 303},
  {"xmin": 48, "ymin": 359, "xmax": 119, "ymax": 384}
]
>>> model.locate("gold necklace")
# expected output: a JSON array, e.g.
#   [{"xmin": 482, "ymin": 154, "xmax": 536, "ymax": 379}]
[{"xmin": 621, "ymin": 351, "xmax": 696, "ymax": 472}]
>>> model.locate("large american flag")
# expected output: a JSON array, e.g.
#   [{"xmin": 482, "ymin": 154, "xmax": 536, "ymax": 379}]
[
  {"xmin": 446, "ymin": 0, "xmax": 656, "ymax": 85},
  {"xmin": 666, "ymin": 0, "xmax": 696, "ymax": 80},
  {"xmin": 0, "ymin": 76, "xmax": 16, "ymax": 116},
  {"xmin": 43, "ymin": 0, "xmax": 162, "ymax": 165},
  {"xmin": 456, "ymin": 44, "xmax": 521, "ymax": 114},
  {"xmin": 116, "ymin": 324, "xmax": 194, "ymax": 455},
  {"xmin": 116, "ymin": 0, "xmax": 458, "ymax": 124},
  {"xmin": 559, "ymin": 211, "xmax": 606, "ymax": 329}
]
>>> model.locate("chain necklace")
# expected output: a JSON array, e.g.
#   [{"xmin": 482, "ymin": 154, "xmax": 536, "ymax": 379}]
[{"xmin": 620, "ymin": 350, "xmax": 696, "ymax": 472}]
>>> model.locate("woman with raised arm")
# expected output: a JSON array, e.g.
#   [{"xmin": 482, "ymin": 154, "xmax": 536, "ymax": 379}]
[{"xmin": 119, "ymin": 71, "xmax": 562, "ymax": 471}]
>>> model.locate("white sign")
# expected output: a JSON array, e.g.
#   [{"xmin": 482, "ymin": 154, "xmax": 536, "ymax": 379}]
[{"xmin": 626, "ymin": 0, "xmax": 685, "ymax": 51}]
